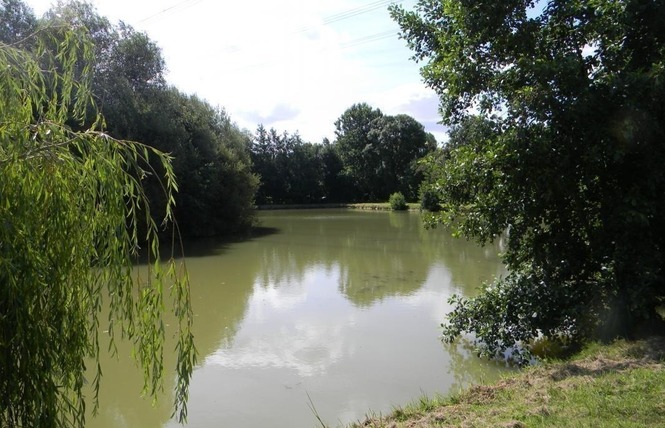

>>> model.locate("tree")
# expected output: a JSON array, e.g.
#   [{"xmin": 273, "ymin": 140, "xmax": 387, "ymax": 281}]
[
  {"xmin": 0, "ymin": 0, "xmax": 37, "ymax": 46},
  {"xmin": 0, "ymin": 21, "xmax": 195, "ymax": 428},
  {"xmin": 120, "ymin": 87, "xmax": 258, "ymax": 237},
  {"xmin": 334, "ymin": 103, "xmax": 384, "ymax": 200},
  {"xmin": 40, "ymin": 1, "xmax": 257, "ymax": 238},
  {"xmin": 250, "ymin": 127, "xmax": 327, "ymax": 204},
  {"xmin": 369, "ymin": 113, "xmax": 431, "ymax": 200},
  {"xmin": 334, "ymin": 103, "xmax": 433, "ymax": 201},
  {"xmin": 392, "ymin": 0, "xmax": 665, "ymax": 362}
]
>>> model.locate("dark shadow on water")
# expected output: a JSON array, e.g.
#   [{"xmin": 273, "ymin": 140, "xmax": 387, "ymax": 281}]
[
  {"xmin": 248, "ymin": 226, "xmax": 282, "ymax": 239},
  {"xmin": 135, "ymin": 226, "xmax": 282, "ymax": 262},
  {"xmin": 179, "ymin": 226, "xmax": 282, "ymax": 259}
]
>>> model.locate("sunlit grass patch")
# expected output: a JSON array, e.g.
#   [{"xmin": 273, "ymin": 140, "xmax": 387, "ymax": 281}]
[{"xmin": 350, "ymin": 338, "xmax": 665, "ymax": 427}]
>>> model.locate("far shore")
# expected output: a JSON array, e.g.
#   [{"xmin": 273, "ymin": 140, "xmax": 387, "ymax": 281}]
[{"xmin": 255, "ymin": 202, "xmax": 421, "ymax": 211}]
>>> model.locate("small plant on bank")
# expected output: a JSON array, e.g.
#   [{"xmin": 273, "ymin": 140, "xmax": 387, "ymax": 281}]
[
  {"xmin": 420, "ymin": 188, "xmax": 441, "ymax": 212},
  {"xmin": 389, "ymin": 192, "xmax": 408, "ymax": 211}
]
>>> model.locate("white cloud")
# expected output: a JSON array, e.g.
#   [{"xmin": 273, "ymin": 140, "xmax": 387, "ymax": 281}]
[{"xmin": 25, "ymin": 0, "xmax": 444, "ymax": 142}]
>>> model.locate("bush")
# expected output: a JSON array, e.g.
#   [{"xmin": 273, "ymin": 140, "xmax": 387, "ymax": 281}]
[
  {"xmin": 420, "ymin": 189, "xmax": 441, "ymax": 212},
  {"xmin": 389, "ymin": 192, "xmax": 408, "ymax": 210}
]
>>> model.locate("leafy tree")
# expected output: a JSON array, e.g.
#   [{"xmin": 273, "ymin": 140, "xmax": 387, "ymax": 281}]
[
  {"xmin": 40, "ymin": 1, "xmax": 257, "ymax": 238},
  {"xmin": 334, "ymin": 103, "xmax": 384, "ymax": 200},
  {"xmin": 250, "ymin": 127, "xmax": 328, "ymax": 205},
  {"xmin": 369, "ymin": 113, "xmax": 431, "ymax": 200},
  {"xmin": 0, "ymin": 0, "xmax": 37, "ymax": 45},
  {"xmin": 334, "ymin": 103, "xmax": 434, "ymax": 201},
  {"xmin": 392, "ymin": 0, "xmax": 665, "ymax": 362},
  {"xmin": 320, "ymin": 137, "xmax": 347, "ymax": 202},
  {"xmin": 122, "ymin": 88, "xmax": 258, "ymax": 237},
  {"xmin": 0, "ymin": 22, "xmax": 194, "ymax": 428}
]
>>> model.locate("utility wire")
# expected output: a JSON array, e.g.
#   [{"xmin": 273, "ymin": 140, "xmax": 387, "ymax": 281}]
[
  {"xmin": 322, "ymin": 0, "xmax": 397, "ymax": 24},
  {"xmin": 135, "ymin": 0, "xmax": 406, "ymax": 76},
  {"xmin": 213, "ymin": 29, "xmax": 400, "ymax": 75},
  {"xmin": 138, "ymin": 0, "xmax": 205, "ymax": 23},
  {"xmin": 221, "ymin": 1, "xmax": 403, "ymax": 55},
  {"xmin": 138, "ymin": 0, "xmax": 402, "ymax": 31}
]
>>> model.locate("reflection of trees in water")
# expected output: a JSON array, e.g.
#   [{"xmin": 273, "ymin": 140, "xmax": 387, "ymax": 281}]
[
  {"xmin": 87, "ymin": 239, "xmax": 260, "ymax": 428},
  {"xmin": 255, "ymin": 210, "xmax": 505, "ymax": 307},
  {"xmin": 442, "ymin": 339, "xmax": 515, "ymax": 395},
  {"xmin": 86, "ymin": 211, "xmax": 506, "ymax": 427}
]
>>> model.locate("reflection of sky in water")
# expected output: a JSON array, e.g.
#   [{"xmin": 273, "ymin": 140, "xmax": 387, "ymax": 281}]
[
  {"xmin": 78, "ymin": 210, "xmax": 513, "ymax": 428},
  {"xmin": 84, "ymin": 211, "xmax": 513, "ymax": 428},
  {"xmin": 206, "ymin": 265, "xmax": 351, "ymax": 377},
  {"xmin": 181, "ymin": 253, "xmax": 507, "ymax": 428}
]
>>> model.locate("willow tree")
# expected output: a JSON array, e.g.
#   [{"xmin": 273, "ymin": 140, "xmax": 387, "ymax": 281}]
[{"xmin": 0, "ymin": 24, "xmax": 195, "ymax": 428}]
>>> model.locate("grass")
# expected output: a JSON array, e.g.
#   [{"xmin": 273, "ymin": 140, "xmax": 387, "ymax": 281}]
[
  {"xmin": 255, "ymin": 202, "xmax": 422, "ymax": 211},
  {"xmin": 347, "ymin": 202, "xmax": 420, "ymax": 211},
  {"xmin": 350, "ymin": 337, "xmax": 665, "ymax": 427}
]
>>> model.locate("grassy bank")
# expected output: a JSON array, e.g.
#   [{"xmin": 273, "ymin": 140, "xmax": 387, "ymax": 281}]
[{"xmin": 351, "ymin": 337, "xmax": 665, "ymax": 427}]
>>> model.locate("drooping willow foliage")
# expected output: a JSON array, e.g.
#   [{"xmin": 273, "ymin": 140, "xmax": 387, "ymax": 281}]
[{"xmin": 0, "ymin": 23, "xmax": 195, "ymax": 428}]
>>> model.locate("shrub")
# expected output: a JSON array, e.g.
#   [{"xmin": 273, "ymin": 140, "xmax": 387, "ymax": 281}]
[
  {"xmin": 420, "ymin": 189, "xmax": 441, "ymax": 212},
  {"xmin": 389, "ymin": 192, "xmax": 408, "ymax": 210}
]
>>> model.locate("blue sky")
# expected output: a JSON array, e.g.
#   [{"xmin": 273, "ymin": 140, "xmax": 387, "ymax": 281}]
[{"xmin": 25, "ymin": 0, "xmax": 448, "ymax": 143}]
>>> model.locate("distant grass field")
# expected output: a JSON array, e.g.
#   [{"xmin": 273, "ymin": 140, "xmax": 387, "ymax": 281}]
[{"xmin": 256, "ymin": 202, "xmax": 421, "ymax": 211}]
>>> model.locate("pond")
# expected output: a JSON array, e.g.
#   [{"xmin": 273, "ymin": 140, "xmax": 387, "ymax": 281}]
[{"xmin": 88, "ymin": 209, "xmax": 511, "ymax": 428}]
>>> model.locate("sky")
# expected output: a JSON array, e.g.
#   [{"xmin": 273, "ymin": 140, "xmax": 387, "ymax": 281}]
[{"xmin": 24, "ymin": 0, "xmax": 448, "ymax": 143}]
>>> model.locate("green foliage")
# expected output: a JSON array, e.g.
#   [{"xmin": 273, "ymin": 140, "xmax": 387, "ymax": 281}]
[
  {"xmin": 250, "ymin": 128, "xmax": 354, "ymax": 205},
  {"xmin": 0, "ymin": 0, "xmax": 37, "ymax": 46},
  {"xmin": 389, "ymin": 192, "xmax": 408, "ymax": 211},
  {"xmin": 116, "ymin": 87, "xmax": 258, "ymax": 237},
  {"xmin": 41, "ymin": 2, "xmax": 257, "ymax": 237},
  {"xmin": 334, "ymin": 103, "xmax": 434, "ymax": 201},
  {"xmin": 250, "ymin": 105, "xmax": 434, "ymax": 206},
  {"xmin": 392, "ymin": 0, "xmax": 665, "ymax": 360},
  {"xmin": 419, "ymin": 188, "xmax": 441, "ymax": 212},
  {"xmin": 0, "ymin": 20, "xmax": 194, "ymax": 428}
]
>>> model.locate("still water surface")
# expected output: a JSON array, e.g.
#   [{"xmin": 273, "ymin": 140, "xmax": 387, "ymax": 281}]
[{"xmin": 88, "ymin": 209, "xmax": 511, "ymax": 428}]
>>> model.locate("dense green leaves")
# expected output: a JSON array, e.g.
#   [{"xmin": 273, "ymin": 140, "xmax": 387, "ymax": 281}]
[
  {"xmin": 0, "ymin": 16, "xmax": 194, "ymax": 428},
  {"xmin": 251, "ymin": 105, "xmax": 435, "ymax": 206},
  {"xmin": 250, "ymin": 127, "xmax": 332, "ymax": 205},
  {"xmin": 0, "ymin": 0, "xmax": 37, "ymax": 45},
  {"xmin": 389, "ymin": 192, "xmax": 408, "ymax": 211},
  {"xmin": 335, "ymin": 103, "xmax": 435, "ymax": 201},
  {"xmin": 393, "ymin": 0, "xmax": 665, "ymax": 361},
  {"xmin": 36, "ymin": 1, "xmax": 257, "ymax": 238}
]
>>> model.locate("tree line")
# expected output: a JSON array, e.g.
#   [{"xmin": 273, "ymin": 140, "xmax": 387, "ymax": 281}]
[
  {"xmin": 3, "ymin": 0, "xmax": 440, "ymax": 231},
  {"xmin": 2, "ymin": 0, "xmax": 258, "ymax": 238},
  {"xmin": 250, "ymin": 104, "xmax": 438, "ymax": 205}
]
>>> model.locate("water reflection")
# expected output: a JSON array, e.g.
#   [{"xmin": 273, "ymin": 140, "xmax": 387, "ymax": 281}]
[
  {"xmin": 88, "ymin": 209, "xmax": 509, "ymax": 428},
  {"xmin": 251, "ymin": 210, "xmax": 503, "ymax": 307},
  {"xmin": 87, "ymin": 239, "xmax": 259, "ymax": 428}
]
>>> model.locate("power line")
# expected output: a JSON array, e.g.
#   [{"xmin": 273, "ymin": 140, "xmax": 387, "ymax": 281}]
[
  {"xmin": 137, "ymin": 0, "xmax": 205, "ymax": 24},
  {"xmin": 135, "ymin": 1, "xmax": 406, "ymax": 77},
  {"xmin": 213, "ymin": 29, "xmax": 400, "ymax": 75},
  {"xmin": 220, "ymin": 1, "xmax": 403, "ymax": 56},
  {"xmin": 322, "ymin": 0, "xmax": 398, "ymax": 25},
  {"xmin": 340, "ymin": 30, "xmax": 397, "ymax": 49},
  {"xmin": 138, "ymin": 0, "xmax": 402, "ymax": 32}
]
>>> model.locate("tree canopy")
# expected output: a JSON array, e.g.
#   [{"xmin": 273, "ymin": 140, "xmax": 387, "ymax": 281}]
[
  {"xmin": 334, "ymin": 103, "xmax": 435, "ymax": 201},
  {"xmin": 0, "ymin": 10, "xmax": 194, "ymax": 428},
  {"xmin": 38, "ymin": 0, "xmax": 258, "ymax": 238},
  {"xmin": 392, "ymin": 0, "xmax": 665, "ymax": 362}
]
